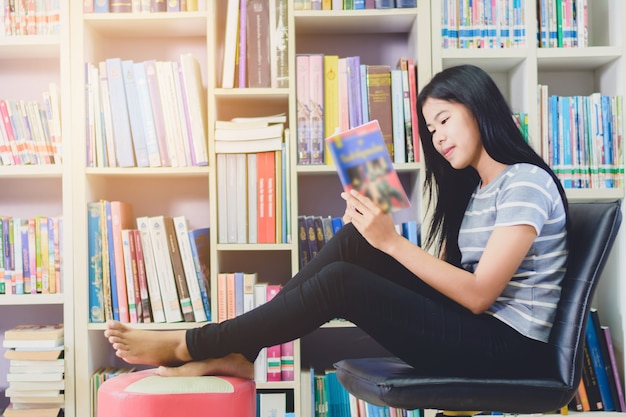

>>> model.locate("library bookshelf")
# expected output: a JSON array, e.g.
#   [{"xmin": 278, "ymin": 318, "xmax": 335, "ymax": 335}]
[{"xmin": 0, "ymin": 1, "xmax": 624, "ymax": 417}]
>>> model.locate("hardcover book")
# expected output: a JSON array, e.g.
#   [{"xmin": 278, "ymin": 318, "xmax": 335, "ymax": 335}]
[{"xmin": 325, "ymin": 120, "xmax": 410, "ymax": 213}]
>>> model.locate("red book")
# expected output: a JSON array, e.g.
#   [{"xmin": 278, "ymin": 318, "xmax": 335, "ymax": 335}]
[
  {"xmin": 110, "ymin": 201, "xmax": 135, "ymax": 323},
  {"xmin": 266, "ymin": 285, "xmax": 282, "ymax": 381},
  {"xmin": 407, "ymin": 58, "xmax": 420, "ymax": 161},
  {"xmin": 257, "ymin": 151, "xmax": 276, "ymax": 243}
]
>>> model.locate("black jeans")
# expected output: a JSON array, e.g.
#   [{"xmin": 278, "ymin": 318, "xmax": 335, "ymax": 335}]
[{"xmin": 186, "ymin": 223, "xmax": 554, "ymax": 378}]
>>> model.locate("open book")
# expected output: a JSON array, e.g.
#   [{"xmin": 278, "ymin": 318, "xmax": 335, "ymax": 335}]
[{"xmin": 325, "ymin": 120, "xmax": 410, "ymax": 213}]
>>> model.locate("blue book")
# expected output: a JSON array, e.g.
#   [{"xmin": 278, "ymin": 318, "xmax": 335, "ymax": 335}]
[
  {"xmin": 560, "ymin": 96, "xmax": 573, "ymax": 188},
  {"xmin": 104, "ymin": 201, "xmax": 120, "ymax": 321},
  {"xmin": 601, "ymin": 95, "xmax": 614, "ymax": 188},
  {"xmin": 359, "ymin": 64, "xmax": 369, "ymax": 123},
  {"xmin": 121, "ymin": 59, "xmax": 149, "ymax": 167},
  {"xmin": 94, "ymin": 0, "xmax": 109, "ymax": 12},
  {"xmin": 234, "ymin": 272, "xmax": 244, "ymax": 317},
  {"xmin": 88, "ymin": 202, "xmax": 105, "ymax": 322},
  {"xmin": 106, "ymin": 58, "xmax": 136, "ymax": 167},
  {"xmin": 326, "ymin": 120, "xmax": 410, "ymax": 214},
  {"xmin": 132, "ymin": 62, "xmax": 161, "ymax": 167},
  {"xmin": 331, "ymin": 217, "xmax": 343, "ymax": 234},
  {"xmin": 346, "ymin": 56, "xmax": 362, "ymax": 129},
  {"xmin": 586, "ymin": 310, "xmax": 615, "ymax": 410},
  {"xmin": 19, "ymin": 219, "xmax": 29, "ymax": 295},
  {"xmin": 395, "ymin": 0, "xmax": 415, "ymax": 7},
  {"xmin": 188, "ymin": 228, "xmax": 212, "ymax": 321}
]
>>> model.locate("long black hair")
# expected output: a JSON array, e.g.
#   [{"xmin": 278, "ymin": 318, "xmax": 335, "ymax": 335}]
[{"xmin": 417, "ymin": 64, "xmax": 569, "ymax": 266}]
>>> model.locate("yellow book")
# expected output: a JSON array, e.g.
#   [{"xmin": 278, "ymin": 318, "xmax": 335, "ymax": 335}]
[{"xmin": 323, "ymin": 55, "xmax": 339, "ymax": 165}]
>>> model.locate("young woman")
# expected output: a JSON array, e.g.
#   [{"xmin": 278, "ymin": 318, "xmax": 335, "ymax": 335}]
[{"xmin": 105, "ymin": 64, "xmax": 569, "ymax": 380}]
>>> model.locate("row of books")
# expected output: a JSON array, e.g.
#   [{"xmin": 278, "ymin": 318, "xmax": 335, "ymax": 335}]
[
  {"xmin": 2, "ymin": 324, "xmax": 65, "ymax": 417},
  {"xmin": 0, "ymin": 0, "xmax": 61, "ymax": 37},
  {"xmin": 221, "ymin": 0, "xmax": 289, "ymax": 89},
  {"xmin": 568, "ymin": 308, "xmax": 626, "ymax": 412},
  {"xmin": 297, "ymin": 215, "xmax": 343, "ymax": 269},
  {"xmin": 90, "ymin": 367, "xmax": 135, "ymax": 417},
  {"xmin": 538, "ymin": 87, "xmax": 624, "ymax": 189},
  {"xmin": 87, "ymin": 200, "xmax": 212, "ymax": 324},
  {"xmin": 294, "ymin": 0, "xmax": 416, "ymax": 10},
  {"xmin": 215, "ymin": 272, "xmax": 294, "ymax": 383},
  {"xmin": 538, "ymin": 0, "xmax": 589, "ymax": 48},
  {"xmin": 216, "ymin": 145, "xmax": 292, "ymax": 245},
  {"xmin": 0, "ymin": 216, "xmax": 63, "ymax": 296},
  {"xmin": 83, "ymin": 0, "xmax": 202, "ymax": 13},
  {"xmin": 296, "ymin": 54, "xmax": 420, "ymax": 166},
  {"xmin": 441, "ymin": 0, "xmax": 526, "ymax": 49},
  {"xmin": 303, "ymin": 369, "xmax": 423, "ymax": 417},
  {"xmin": 297, "ymin": 214, "xmax": 419, "ymax": 269},
  {"xmin": 85, "ymin": 54, "xmax": 208, "ymax": 168},
  {"xmin": 0, "ymin": 86, "xmax": 62, "ymax": 166}
]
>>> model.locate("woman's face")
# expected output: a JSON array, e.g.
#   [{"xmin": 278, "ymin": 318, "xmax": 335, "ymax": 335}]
[{"xmin": 422, "ymin": 97, "xmax": 485, "ymax": 170}]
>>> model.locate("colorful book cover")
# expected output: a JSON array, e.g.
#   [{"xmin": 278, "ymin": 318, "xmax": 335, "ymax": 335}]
[
  {"xmin": 326, "ymin": 120, "xmax": 410, "ymax": 213},
  {"xmin": 586, "ymin": 310, "xmax": 615, "ymax": 410},
  {"xmin": 189, "ymin": 227, "xmax": 212, "ymax": 321},
  {"xmin": 88, "ymin": 202, "xmax": 105, "ymax": 323}
]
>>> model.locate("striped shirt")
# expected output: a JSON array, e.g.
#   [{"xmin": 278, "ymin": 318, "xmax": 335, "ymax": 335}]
[{"xmin": 458, "ymin": 163, "xmax": 568, "ymax": 342}]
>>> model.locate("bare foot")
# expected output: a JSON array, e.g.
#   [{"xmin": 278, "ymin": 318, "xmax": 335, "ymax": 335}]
[
  {"xmin": 157, "ymin": 353, "xmax": 254, "ymax": 380},
  {"xmin": 104, "ymin": 320, "xmax": 192, "ymax": 367}
]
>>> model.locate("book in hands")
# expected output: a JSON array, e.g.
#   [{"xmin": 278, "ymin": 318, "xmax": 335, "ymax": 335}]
[{"xmin": 325, "ymin": 120, "xmax": 410, "ymax": 213}]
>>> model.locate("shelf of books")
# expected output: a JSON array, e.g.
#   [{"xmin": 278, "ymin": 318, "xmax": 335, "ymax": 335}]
[
  {"xmin": 431, "ymin": 0, "xmax": 626, "ymax": 414},
  {"xmin": 291, "ymin": 1, "xmax": 429, "ymax": 415},
  {"xmin": 0, "ymin": 0, "xmax": 74, "ymax": 416},
  {"xmin": 72, "ymin": 2, "xmax": 213, "ymax": 417}
]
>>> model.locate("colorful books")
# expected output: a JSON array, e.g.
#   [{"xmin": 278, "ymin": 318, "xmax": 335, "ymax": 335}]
[{"xmin": 326, "ymin": 120, "xmax": 410, "ymax": 213}]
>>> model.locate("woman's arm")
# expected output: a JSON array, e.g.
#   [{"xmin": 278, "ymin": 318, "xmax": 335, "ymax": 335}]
[{"xmin": 342, "ymin": 189, "xmax": 537, "ymax": 314}]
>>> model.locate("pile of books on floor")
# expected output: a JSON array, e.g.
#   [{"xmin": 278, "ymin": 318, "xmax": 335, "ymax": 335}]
[{"xmin": 2, "ymin": 324, "xmax": 65, "ymax": 417}]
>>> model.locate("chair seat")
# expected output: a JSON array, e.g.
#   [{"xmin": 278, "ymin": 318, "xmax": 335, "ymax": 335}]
[{"xmin": 335, "ymin": 357, "xmax": 572, "ymax": 413}]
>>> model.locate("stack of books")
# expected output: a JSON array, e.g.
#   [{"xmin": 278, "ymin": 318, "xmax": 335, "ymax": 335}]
[
  {"xmin": 214, "ymin": 114, "xmax": 291, "ymax": 245},
  {"xmin": 2, "ymin": 324, "xmax": 65, "ymax": 417}
]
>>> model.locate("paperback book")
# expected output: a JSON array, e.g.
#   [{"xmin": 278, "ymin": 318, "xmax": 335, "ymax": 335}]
[{"xmin": 325, "ymin": 120, "xmax": 410, "ymax": 213}]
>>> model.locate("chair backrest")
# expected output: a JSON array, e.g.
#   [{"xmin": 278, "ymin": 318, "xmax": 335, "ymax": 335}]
[{"xmin": 548, "ymin": 201, "xmax": 621, "ymax": 389}]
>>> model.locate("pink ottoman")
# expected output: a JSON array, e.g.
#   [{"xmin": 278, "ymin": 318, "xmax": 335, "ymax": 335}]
[{"xmin": 97, "ymin": 369, "xmax": 256, "ymax": 417}]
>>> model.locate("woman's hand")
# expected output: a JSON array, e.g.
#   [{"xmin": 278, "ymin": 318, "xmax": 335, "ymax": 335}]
[{"xmin": 341, "ymin": 189, "xmax": 399, "ymax": 253}]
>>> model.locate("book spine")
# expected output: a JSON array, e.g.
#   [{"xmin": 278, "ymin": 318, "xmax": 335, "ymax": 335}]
[
  {"xmin": 188, "ymin": 228, "xmax": 212, "ymax": 321},
  {"xmin": 136, "ymin": 216, "xmax": 166, "ymax": 323},
  {"xmin": 366, "ymin": 65, "xmax": 394, "ymax": 159},
  {"xmin": 246, "ymin": 0, "xmax": 271, "ymax": 88},
  {"xmin": 132, "ymin": 229, "xmax": 152, "ymax": 323},
  {"xmin": 148, "ymin": 216, "xmax": 183, "ymax": 323},
  {"xmin": 132, "ymin": 62, "xmax": 161, "ymax": 167},
  {"xmin": 602, "ymin": 326, "xmax": 626, "ymax": 411},
  {"xmin": 105, "ymin": 58, "xmax": 136, "ymax": 167},
  {"xmin": 110, "ymin": 201, "xmax": 134, "ymax": 323},
  {"xmin": 121, "ymin": 59, "xmax": 149, "ymax": 167},
  {"xmin": 144, "ymin": 59, "xmax": 171, "ymax": 166},
  {"xmin": 238, "ymin": 0, "xmax": 247, "ymax": 87},
  {"xmin": 164, "ymin": 217, "xmax": 194, "ymax": 322},
  {"xmin": 586, "ymin": 312, "xmax": 615, "ymax": 410},
  {"xmin": 390, "ymin": 69, "xmax": 406, "ymax": 163},
  {"xmin": 266, "ymin": 284, "xmax": 282, "ymax": 382},
  {"xmin": 100, "ymin": 201, "xmax": 114, "ymax": 320},
  {"xmin": 88, "ymin": 202, "xmax": 105, "ymax": 323},
  {"xmin": 309, "ymin": 54, "xmax": 325, "ymax": 165},
  {"xmin": 296, "ymin": 55, "xmax": 311, "ymax": 164},
  {"xmin": 120, "ymin": 229, "xmax": 138, "ymax": 323},
  {"xmin": 173, "ymin": 216, "xmax": 207, "ymax": 322}
]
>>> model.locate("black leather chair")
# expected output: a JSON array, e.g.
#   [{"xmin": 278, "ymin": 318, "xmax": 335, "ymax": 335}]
[{"xmin": 334, "ymin": 201, "xmax": 622, "ymax": 415}]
